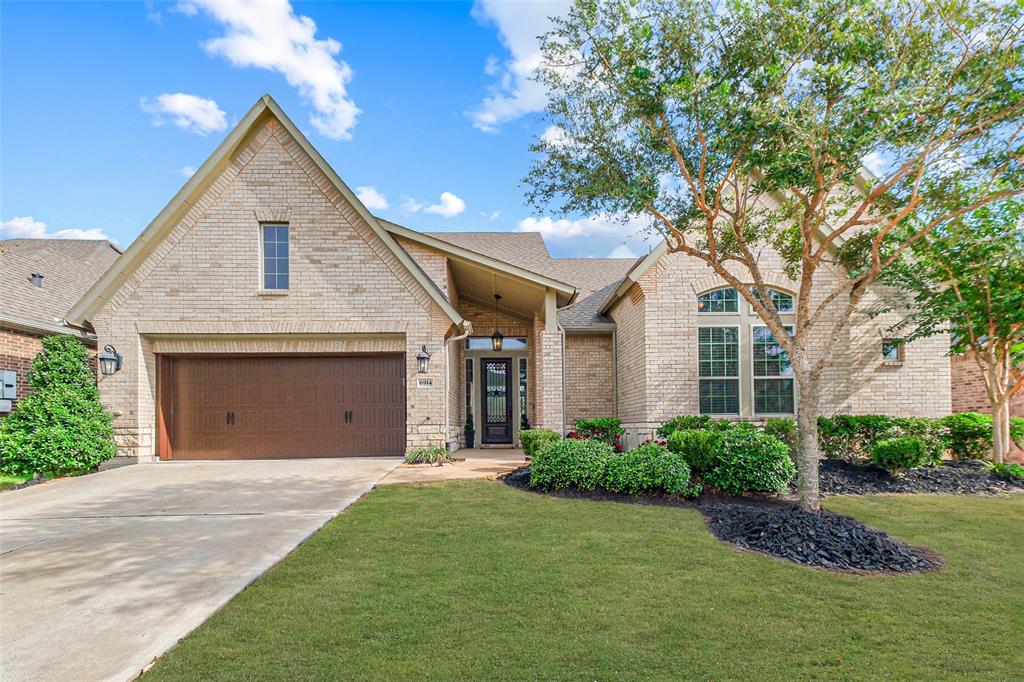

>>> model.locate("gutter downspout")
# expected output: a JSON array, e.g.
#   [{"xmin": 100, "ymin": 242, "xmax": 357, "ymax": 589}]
[
  {"xmin": 444, "ymin": 321, "xmax": 473, "ymax": 450},
  {"xmin": 558, "ymin": 322, "xmax": 567, "ymax": 435}
]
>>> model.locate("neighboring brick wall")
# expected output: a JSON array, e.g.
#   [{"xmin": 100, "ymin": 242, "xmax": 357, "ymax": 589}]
[
  {"xmin": 92, "ymin": 116, "xmax": 454, "ymax": 459},
  {"xmin": 564, "ymin": 333, "xmax": 615, "ymax": 431},
  {"xmin": 951, "ymin": 353, "xmax": 1024, "ymax": 418},
  {"xmin": 0, "ymin": 327, "xmax": 98, "ymax": 417}
]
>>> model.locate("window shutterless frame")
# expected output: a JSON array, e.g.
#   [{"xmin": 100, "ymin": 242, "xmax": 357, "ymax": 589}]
[
  {"xmin": 260, "ymin": 223, "xmax": 289, "ymax": 290},
  {"xmin": 751, "ymin": 325, "xmax": 796, "ymax": 415},
  {"xmin": 697, "ymin": 324, "xmax": 741, "ymax": 415}
]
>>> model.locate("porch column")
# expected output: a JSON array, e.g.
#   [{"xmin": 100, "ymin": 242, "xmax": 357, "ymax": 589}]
[{"xmin": 535, "ymin": 288, "xmax": 564, "ymax": 434}]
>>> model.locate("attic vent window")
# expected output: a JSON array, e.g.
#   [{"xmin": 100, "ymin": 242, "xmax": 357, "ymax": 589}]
[{"xmin": 29, "ymin": 273, "xmax": 44, "ymax": 288}]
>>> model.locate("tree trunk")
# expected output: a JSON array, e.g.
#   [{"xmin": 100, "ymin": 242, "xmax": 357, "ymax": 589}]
[
  {"xmin": 795, "ymin": 377, "xmax": 821, "ymax": 511},
  {"xmin": 992, "ymin": 397, "xmax": 1011, "ymax": 464}
]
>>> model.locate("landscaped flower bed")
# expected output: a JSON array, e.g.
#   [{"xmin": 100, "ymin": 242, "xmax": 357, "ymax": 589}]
[{"xmin": 817, "ymin": 459, "xmax": 1024, "ymax": 496}]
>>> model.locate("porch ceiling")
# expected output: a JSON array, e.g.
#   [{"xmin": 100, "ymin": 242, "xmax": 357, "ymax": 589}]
[{"xmin": 449, "ymin": 259, "xmax": 556, "ymax": 320}]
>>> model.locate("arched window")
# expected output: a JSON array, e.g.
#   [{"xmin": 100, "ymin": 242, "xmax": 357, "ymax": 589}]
[
  {"xmin": 750, "ymin": 287, "xmax": 794, "ymax": 313},
  {"xmin": 696, "ymin": 287, "xmax": 738, "ymax": 313}
]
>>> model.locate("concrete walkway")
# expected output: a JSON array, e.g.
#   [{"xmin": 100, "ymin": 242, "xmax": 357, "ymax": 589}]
[
  {"xmin": 381, "ymin": 448, "xmax": 526, "ymax": 485},
  {"xmin": 0, "ymin": 457, "xmax": 399, "ymax": 682}
]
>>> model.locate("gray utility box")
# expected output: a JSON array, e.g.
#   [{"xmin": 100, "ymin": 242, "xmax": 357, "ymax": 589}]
[{"xmin": 1, "ymin": 370, "xmax": 17, "ymax": 412}]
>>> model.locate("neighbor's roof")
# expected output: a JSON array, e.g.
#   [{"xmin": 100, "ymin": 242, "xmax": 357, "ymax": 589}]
[
  {"xmin": 422, "ymin": 231, "xmax": 638, "ymax": 330},
  {"xmin": 0, "ymin": 239, "xmax": 120, "ymax": 338}
]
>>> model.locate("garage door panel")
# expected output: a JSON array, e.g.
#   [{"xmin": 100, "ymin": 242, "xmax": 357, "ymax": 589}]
[{"xmin": 162, "ymin": 355, "xmax": 405, "ymax": 460}]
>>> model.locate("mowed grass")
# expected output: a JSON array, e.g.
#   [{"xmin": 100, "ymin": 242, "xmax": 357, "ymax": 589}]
[{"xmin": 146, "ymin": 482, "xmax": 1024, "ymax": 681}]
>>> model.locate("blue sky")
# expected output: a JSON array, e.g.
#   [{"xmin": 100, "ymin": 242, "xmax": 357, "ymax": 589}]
[{"xmin": 0, "ymin": 0, "xmax": 654, "ymax": 258}]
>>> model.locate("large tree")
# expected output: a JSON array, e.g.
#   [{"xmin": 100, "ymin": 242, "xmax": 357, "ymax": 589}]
[
  {"xmin": 884, "ymin": 199, "xmax": 1024, "ymax": 463},
  {"xmin": 525, "ymin": 0, "xmax": 1023, "ymax": 510}
]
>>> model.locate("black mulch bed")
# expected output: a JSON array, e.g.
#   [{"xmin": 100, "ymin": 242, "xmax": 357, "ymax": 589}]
[
  {"xmin": 500, "ymin": 466, "xmax": 943, "ymax": 573},
  {"xmin": 818, "ymin": 459, "xmax": 1024, "ymax": 496},
  {"xmin": 703, "ymin": 503, "xmax": 941, "ymax": 573}
]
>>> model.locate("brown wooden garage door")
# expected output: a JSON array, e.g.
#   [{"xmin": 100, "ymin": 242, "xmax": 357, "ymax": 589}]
[{"xmin": 157, "ymin": 355, "xmax": 405, "ymax": 460}]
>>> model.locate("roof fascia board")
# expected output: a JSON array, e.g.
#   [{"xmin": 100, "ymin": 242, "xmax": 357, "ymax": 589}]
[
  {"xmin": 1, "ymin": 316, "xmax": 97, "ymax": 343},
  {"xmin": 597, "ymin": 242, "xmax": 667, "ymax": 315},
  {"xmin": 381, "ymin": 220, "xmax": 577, "ymax": 301}
]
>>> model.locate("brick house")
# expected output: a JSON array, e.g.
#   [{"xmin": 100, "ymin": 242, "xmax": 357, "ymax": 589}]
[
  {"xmin": 0, "ymin": 239, "xmax": 120, "ymax": 416},
  {"xmin": 64, "ymin": 95, "xmax": 952, "ymax": 461}
]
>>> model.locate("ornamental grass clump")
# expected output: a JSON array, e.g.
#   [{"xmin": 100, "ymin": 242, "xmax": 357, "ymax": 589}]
[
  {"xmin": 404, "ymin": 446, "xmax": 455, "ymax": 465},
  {"xmin": 529, "ymin": 438, "xmax": 615, "ymax": 491},
  {"xmin": 602, "ymin": 443, "xmax": 694, "ymax": 496},
  {"xmin": 0, "ymin": 335, "xmax": 116, "ymax": 477}
]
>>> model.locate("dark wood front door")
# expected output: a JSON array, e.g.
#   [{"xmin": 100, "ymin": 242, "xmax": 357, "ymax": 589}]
[
  {"xmin": 481, "ymin": 358, "xmax": 513, "ymax": 444},
  {"xmin": 157, "ymin": 355, "xmax": 405, "ymax": 460}
]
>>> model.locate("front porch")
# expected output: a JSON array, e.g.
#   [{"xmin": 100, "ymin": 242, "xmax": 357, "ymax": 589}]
[{"xmin": 381, "ymin": 448, "xmax": 527, "ymax": 485}]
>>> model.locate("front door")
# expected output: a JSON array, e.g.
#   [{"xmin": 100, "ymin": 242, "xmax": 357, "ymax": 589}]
[{"xmin": 481, "ymin": 358, "xmax": 513, "ymax": 444}]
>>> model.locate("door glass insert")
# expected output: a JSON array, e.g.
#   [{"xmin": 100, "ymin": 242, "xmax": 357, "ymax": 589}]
[{"xmin": 485, "ymin": 361, "xmax": 508, "ymax": 423}]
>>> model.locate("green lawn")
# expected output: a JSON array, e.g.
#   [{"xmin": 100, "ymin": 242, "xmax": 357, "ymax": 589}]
[
  {"xmin": 147, "ymin": 482, "xmax": 1023, "ymax": 681},
  {"xmin": 0, "ymin": 473, "xmax": 31, "ymax": 491}
]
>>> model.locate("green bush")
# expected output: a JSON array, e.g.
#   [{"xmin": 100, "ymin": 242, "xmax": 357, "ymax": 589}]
[
  {"xmin": 870, "ymin": 437, "xmax": 931, "ymax": 475},
  {"xmin": 939, "ymin": 412, "xmax": 1024, "ymax": 460},
  {"xmin": 702, "ymin": 430, "xmax": 795, "ymax": 495},
  {"xmin": 602, "ymin": 443, "xmax": 693, "ymax": 496},
  {"xmin": 817, "ymin": 414, "xmax": 900, "ymax": 461},
  {"xmin": 573, "ymin": 418, "xmax": 623, "ymax": 446},
  {"xmin": 657, "ymin": 415, "xmax": 713, "ymax": 437},
  {"xmin": 404, "ymin": 446, "xmax": 455, "ymax": 465},
  {"xmin": 520, "ymin": 429, "xmax": 561, "ymax": 459},
  {"xmin": 890, "ymin": 417, "xmax": 944, "ymax": 465},
  {"xmin": 0, "ymin": 336, "xmax": 116, "ymax": 477},
  {"xmin": 666, "ymin": 429, "xmax": 725, "ymax": 474},
  {"xmin": 763, "ymin": 418, "xmax": 797, "ymax": 453},
  {"xmin": 988, "ymin": 461, "xmax": 1024, "ymax": 481},
  {"xmin": 529, "ymin": 438, "xmax": 615, "ymax": 490}
]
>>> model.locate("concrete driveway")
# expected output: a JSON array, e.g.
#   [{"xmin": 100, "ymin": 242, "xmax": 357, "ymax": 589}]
[{"xmin": 0, "ymin": 458, "xmax": 399, "ymax": 682}]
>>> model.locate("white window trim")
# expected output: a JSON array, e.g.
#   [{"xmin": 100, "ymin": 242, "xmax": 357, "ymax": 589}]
[
  {"xmin": 751, "ymin": 324, "xmax": 796, "ymax": 416},
  {"xmin": 258, "ymin": 222, "xmax": 290, "ymax": 294}
]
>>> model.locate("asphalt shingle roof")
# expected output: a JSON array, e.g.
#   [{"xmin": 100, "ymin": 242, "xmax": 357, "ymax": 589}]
[
  {"xmin": 424, "ymin": 231, "xmax": 638, "ymax": 329},
  {"xmin": 0, "ymin": 239, "xmax": 120, "ymax": 331}
]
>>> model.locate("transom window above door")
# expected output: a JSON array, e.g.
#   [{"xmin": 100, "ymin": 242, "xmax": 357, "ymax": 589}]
[{"xmin": 466, "ymin": 337, "xmax": 527, "ymax": 350}]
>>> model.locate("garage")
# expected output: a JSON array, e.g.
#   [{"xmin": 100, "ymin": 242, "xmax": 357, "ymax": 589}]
[{"xmin": 156, "ymin": 355, "xmax": 406, "ymax": 460}]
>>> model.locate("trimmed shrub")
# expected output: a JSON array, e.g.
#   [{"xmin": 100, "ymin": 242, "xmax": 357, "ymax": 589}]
[
  {"xmin": 703, "ymin": 430, "xmax": 795, "ymax": 495},
  {"xmin": 529, "ymin": 438, "xmax": 615, "ymax": 491},
  {"xmin": 404, "ymin": 446, "xmax": 455, "ymax": 465},
  {"xmin": 890, "ymin": 417, "xmax": 944, "ymax": 465},
  {"xmin": 603, "ymin": 443, "xmax": 693, "ymax": 495},
  {"xmin": 939, "ymin": 412, "xmax": 993, "ymax": 460},
  {"xmin": 870, "ymin": 437, "xmax": 931, "ymax": 475},
  {"xmin": 666, "ymin": 429, "xmax": 725, "ymax": 474},
  {"xmin": 573, "ymin": 418, "xmax": 624, "ymax": 447},
  {"xmin": 763, "ymin": 418, "xmax": 797, "ymax": 453},
  {"xmin": 817, "ymin": 415, "xmax": 899, "ymax": 461},
  {"xmin": 988, "ymin": 461, "xmax": 1024, "ymax": 481},
  {"xmin": 0, "ymin": 336, "xmax": 116, "ymax": 477},
  {"xmin": 519, "ymin": 429, "xmax": 560, "ymax": 459},
  {"xmin": 938, "ymin": 412, "xmax": 1024, "ymax": 460},
  {"xmin": 657, "ymin": 415, "xmax": 713, "ymax": 437}
]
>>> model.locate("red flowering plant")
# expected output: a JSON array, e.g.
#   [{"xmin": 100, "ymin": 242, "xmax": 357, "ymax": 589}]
[
  {"xmin": 566, "ymin": 431, "xmax": 586, "ymax": 440},
  {"xmin": 640, "ymin": 438, "xmax": 668, "ymax": 447},
  {"xmin": 574, "ymin": 418, "xmax": 624, "ymax": 450}
]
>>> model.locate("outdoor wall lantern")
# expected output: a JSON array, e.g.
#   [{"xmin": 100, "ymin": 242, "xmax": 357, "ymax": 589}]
[
  {"xmin": 416, "ymin": 345, "xmax": 431, "ymax": 374},
  {"xmin": 98, "ymin": 345, "xmax": 123, "ymax": 376},
  {"xmin": 491, "ymin": 293, "xmax": 504, "ymax": 351}
]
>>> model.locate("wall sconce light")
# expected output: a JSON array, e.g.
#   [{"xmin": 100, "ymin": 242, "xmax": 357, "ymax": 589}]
[
  {"xmin": 98, "ymin": 345, "xmax": 122, "ymax": 376},
  {"xmin": 416, "ymin": 345, "xmax": 431, "ymax": 374}
]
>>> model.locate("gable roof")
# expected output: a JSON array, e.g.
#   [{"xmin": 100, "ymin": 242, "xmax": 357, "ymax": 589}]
[
  {"xmin": 398, "ymin": 228, "xmax": 636, "ymax": 330},
  {"xmin": 66, "ymin": 95, "xmax": 463, "ymax": 329},
  {"xmin": 0, "ymin": 239, "xmax": 120, "ymax": 338}
]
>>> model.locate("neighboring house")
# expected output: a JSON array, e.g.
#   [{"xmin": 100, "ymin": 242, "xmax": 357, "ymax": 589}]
[
  {"xmin": 950, "ymin": 353, "xmax": 1024, "ymax": 418},
  {"xmin": 0, "ymin": 239, "xmax": 121, "ymax": 416},
  {"xmin": 64, "ymin": 95, "xmax": 951, "ymax": 461}
]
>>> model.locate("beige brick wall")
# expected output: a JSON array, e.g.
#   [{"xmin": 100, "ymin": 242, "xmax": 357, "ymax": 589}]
[
  {"xmin": 609, "ymin": 248, "xmax": 951, "ymax": 445},
  {"xmin": 564, "ymin": 333, "xmax": 615, "ymax": 431},
  {"xmin": 92, "ymin": 116, "xmax": 453, "ymax": 459}
]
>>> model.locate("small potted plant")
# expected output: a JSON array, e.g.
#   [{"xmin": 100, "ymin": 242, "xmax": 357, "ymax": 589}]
[{"xmin": 465, "ymin": 413, "xmax": 475, "ymax": 448}]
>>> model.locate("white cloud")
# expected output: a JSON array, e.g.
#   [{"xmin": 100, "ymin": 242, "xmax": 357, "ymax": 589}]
[
  {"xmin": 355, "ymin": 185, "xmax": 389, "ymax": 211},
  {"xmin": 180, "ymin": 165, "xmax": 197, "ymax": 177},
  {"xmin": 140, "ymin": 93, "xmax": 227, "ymax": 135},
  {"xmin": 468, "ymin": 0, "xmax": 569, "ymax": 132},
  {"xmin": 518, "ymin": 214, "xmax": 626, "ymax": 239},
  {"xmin": 607, "ymin": 244, "xmax": 638, "ymax": 258},
  {"xmin": 481, "ymin": 210, "xmax": 502, "ymax": 222},
  {"xmin": 399, "ymin": 196, "xmax": 424, "ymax": 213},
  {"xmin": 862, "ymin": 151, "xmax": 891, "ymax": 178},
  {"xmin": 178, "ymin": 0, "xmax": 359, "ymax": 140},
  {"xmin": 540, "ymin": 124, "xmax": 568, "ymax": 147},
  {"xmin": 425, "ymin": 192, "xmax": 466, "ymax": 218},
  {"xmin": 1, "ymin": 216, "xmax": 110, "ymax": 241}
]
